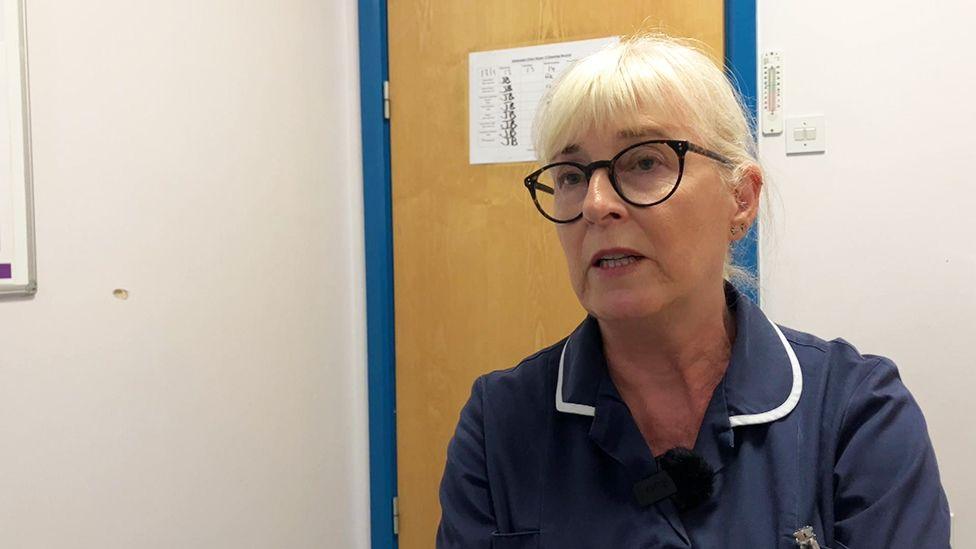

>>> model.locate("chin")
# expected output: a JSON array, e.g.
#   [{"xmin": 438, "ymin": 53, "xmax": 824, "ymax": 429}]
[{"xmin": 584, "ymin": 291, "xmax": 667, "ymax": 321}]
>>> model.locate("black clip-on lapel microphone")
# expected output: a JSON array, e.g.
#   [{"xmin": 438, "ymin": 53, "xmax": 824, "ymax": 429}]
[{"xmin": 633, "ymin": 447, "xmax": 715, "ymax": 511}]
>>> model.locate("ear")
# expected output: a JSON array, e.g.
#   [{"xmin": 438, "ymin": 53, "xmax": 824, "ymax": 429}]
[{"xmin": 730, "ymin": 164, "xmax": 763, "ymax": 241}]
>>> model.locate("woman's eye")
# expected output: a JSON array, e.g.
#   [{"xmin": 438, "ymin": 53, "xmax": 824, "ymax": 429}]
[
  {"xmin": 638, "ymin": 158, "xmax": 656, "ymax": 170},
  {"xmin": 630, "ymin": 156, "xmax": 659, "ymax": 171},
  {"xmin": 558, "ymin": 172, "xmax": 583, "ymax": 186}
]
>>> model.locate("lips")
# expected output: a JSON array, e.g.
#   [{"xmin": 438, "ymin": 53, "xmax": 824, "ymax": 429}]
[{"xmin": 590, "ymin": 248, "xmax": 645, "ymax": 267}]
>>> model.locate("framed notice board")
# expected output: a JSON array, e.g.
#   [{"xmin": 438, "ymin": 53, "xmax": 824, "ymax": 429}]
[{"xmin": 0, "ymin": 0, "xmax": 35, "ymax": 296}]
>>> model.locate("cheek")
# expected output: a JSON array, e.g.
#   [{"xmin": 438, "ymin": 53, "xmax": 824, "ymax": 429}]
[
  {"xmin": 556, "ymin": 228, "xmax": 585, "ymax": 279},
  {"xmin": 649, "ymin": 194, "xmax": 727, "ymax": 268}
]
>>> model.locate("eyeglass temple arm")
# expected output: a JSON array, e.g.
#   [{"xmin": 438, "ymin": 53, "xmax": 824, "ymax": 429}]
[
  {"xmin": 529, "ymin": 180, "xmax": 555, "ymax": 195},
  {"xmin": 687, "ymin": 143, "xmax": 734, "ymax": 166}
]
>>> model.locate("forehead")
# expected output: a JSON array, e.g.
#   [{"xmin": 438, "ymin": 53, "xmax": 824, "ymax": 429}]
[
  {"xmin": 557, "ymin": 123, "xmax": 682, "ymax": 156},
  {"xmin": 533, "ymin": 37, "xmax": 728, "ymax": 163}
]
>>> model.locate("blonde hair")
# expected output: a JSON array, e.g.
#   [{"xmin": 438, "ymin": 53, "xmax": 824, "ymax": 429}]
[{"xmin": 532, "ymin": 33, "xmax": 762, "ymax": 288}]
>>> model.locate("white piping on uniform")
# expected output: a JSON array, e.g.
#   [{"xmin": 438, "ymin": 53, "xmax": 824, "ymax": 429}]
[
  {"xmin": 554, "ymin": 317, "xmax": 803, "ymax": 426},
  {"xmin": 727, "ymin": 319, "xmax": 803, "ymax": 427},
  {"xmin": 555, "ymin": 341, "xmax": 596, "ymax": 417}
]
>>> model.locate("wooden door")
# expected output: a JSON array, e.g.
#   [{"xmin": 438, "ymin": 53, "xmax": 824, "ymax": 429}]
[{"xmin": 387, "ymin": 2, "xmax": 725, "ymax": 546}]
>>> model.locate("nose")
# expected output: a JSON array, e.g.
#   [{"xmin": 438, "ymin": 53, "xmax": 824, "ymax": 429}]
[{"xmin": 581, "ymin": 167, "xmax": 628, "ymax": 224}]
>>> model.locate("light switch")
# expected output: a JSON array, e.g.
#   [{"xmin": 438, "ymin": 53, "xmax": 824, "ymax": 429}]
[{"xmin": 786, "ymin": 116, "xmax": 825, "ymax": 154}]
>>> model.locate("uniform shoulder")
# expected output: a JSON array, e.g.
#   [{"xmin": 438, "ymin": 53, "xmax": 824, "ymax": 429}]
[
  {"xmin": 480, "ymin": 337, "xmax": 565, "ymax": 397},
  {"xmin": 468, "ymin": 338, "xmax": 566, "ymax": 453},
  {"xmin": 778, "ymin": 323, "xmax": 904, "ymax": 412},
  {"xmin": 780, "ymin": 324, "xmax": 893, "ymax": 375},
  {"xmin": 778, "ymin": 329, "xmax": 951, "ymax": 546}
]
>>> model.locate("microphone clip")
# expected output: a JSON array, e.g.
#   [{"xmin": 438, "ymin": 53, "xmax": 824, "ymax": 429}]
[{"xmin": 632, "ymin": 471, "xmax": 677, "ymax": 507}]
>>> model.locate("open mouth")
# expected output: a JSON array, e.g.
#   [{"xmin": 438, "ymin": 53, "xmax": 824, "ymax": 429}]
[{"xmin": 594, "ymin": 255, "xmax": 642, "ymax": 269}]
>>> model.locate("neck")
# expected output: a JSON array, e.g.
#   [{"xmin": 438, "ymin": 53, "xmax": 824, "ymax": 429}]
[{"xmin": 598, "ymin": 281, "xmax": 735, "ymax": 395}]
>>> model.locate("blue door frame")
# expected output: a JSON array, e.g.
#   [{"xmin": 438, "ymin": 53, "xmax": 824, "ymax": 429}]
[{"xmin": 358, "ymin": 3, "xmax": 758, "ymax": 547}]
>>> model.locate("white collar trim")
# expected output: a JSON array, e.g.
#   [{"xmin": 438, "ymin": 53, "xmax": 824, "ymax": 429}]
[
  {"xmin": 555, "ymin": 341, "xmax": 595, "ymax": 417},
  {"xmin": 554, "ymin": 316, "xmax": 803, "ymax": 427},
  {"xmin": 727, "ymin": 318, "xmax": 803, "ymax": 427}
]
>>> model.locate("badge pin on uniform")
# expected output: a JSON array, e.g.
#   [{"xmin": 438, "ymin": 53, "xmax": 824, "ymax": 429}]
[{"xmin": 793, "ymin": 526, "xmax": 821, "ymax": 548}]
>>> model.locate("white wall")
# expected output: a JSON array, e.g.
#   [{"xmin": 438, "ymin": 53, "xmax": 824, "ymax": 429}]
[
  {"xmin": 758, "ymin": 0, "xmax": 974, "ymax": 539},
  {"xmin": 0, "ymin": 1, "xmax": 369, "ymax": 548}
]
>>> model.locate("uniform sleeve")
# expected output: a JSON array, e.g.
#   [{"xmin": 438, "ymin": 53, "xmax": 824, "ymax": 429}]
[
  {"xmin": 832, "ymin": 358, "xmax": 950, "ymax": 548},
  {"xmin": 436, "ymin": 376, "xmax": 495, "ymax": 549}
]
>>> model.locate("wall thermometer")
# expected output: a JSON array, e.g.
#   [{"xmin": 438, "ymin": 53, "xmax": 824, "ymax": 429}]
[{"xmin": 762, "ymin": 51, "xmax": 783, "ymax": 135}]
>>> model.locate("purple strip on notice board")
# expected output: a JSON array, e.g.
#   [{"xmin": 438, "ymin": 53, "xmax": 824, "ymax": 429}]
[{"xmin": 0, "ymin": 264, "xmax": 11, "ymax": 279}]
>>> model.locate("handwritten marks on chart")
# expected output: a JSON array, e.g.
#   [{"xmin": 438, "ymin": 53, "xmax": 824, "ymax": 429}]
[{"xmin": 468, "ymin": 37, "xmax": 618, "ymax": 165}]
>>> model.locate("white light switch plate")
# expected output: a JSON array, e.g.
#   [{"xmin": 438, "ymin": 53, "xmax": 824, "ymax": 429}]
[{"xmin": 785, "ymin": 115, "xmax": 825, "ymax": 155}]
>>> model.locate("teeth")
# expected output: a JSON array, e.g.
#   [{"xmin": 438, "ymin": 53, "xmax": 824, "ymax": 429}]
[{"xmin": 598, "ymin": 256, "xmax": 638, "ymax": 268}]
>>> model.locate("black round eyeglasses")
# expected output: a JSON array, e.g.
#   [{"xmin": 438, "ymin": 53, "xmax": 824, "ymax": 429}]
[{"xmin": 523, "ymin": 139, "xmax": 732, "ymax": 223}]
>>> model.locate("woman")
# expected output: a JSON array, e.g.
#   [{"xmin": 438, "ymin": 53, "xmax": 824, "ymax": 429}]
[{"xmin": 437, "ymin": 34, "xmax": 949, "ymax": 548}]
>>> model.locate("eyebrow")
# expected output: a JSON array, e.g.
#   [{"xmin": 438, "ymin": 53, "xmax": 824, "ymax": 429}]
[
  {"xmin": 617, "ymin": 126, "xmax": 668, "ymax": 139},
  {"xmin": 558, "ymin": 126, "xmax": 670, "ymax": 155}
]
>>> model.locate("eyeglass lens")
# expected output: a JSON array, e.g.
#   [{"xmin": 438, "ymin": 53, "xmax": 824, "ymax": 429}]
[{"xmin": 532, "ymin": 142, "xmax": 681, "ymax": 222}]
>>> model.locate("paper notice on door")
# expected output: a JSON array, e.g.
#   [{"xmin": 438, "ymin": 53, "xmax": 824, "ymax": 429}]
[{"xmin": 468, "ymin": 37, "xmax": 618, "ymax": 165}]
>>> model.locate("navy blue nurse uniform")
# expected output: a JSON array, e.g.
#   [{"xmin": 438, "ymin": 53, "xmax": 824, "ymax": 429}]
[{"xmin": 436, "ymin": 283, "xmax": 950, "ymax": 548}]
